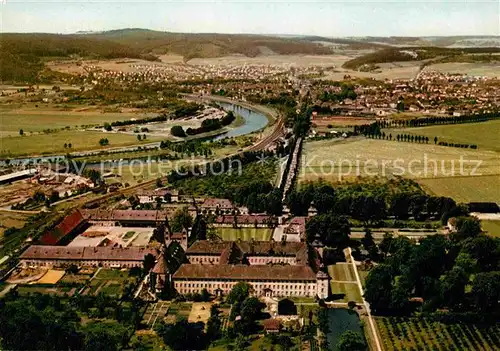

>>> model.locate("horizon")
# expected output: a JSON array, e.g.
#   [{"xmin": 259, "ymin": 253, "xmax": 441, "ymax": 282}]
[
  {"xmin": 3, "ymin": 27, "xmax": 500, "ymax": 38},
  {"xmin": 2, "ymin": 0, "xmax": 499, "ymax": 36}
]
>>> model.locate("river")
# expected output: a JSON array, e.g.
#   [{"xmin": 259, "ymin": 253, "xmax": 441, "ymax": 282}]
[{"xmin": 1, "ymin": 100, "xmax": 270, "ymax": 166}]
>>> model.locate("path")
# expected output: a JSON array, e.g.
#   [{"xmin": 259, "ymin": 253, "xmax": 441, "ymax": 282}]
[
  {"xmin": 0, "ymin": 283, "xmax": 17, "ymax": 297},
  {"xmin": 144, "ymin": 301, "xmax": 170, "ymax": 329},
  {"xmin": 78, "ymin": 267, "xmax": 101, "ymax": 294},
  {"xmin": 347, "ymin": 247, "xmax": 383, "ymax": 351}
]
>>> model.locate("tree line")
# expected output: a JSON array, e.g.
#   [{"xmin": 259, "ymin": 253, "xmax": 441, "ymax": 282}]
[
  {"xmin": 364, "ymin": 217, "xmax": 500, "ymax": 319},
  {"xmin": 171, "ymin": 111, "xmax": 236, "ymax": 137},
  {"xmin": 376, "ymin": 111, "xmax": 500, "ymax": 129},
  {"xmin": 356, "ymin": 123, "xmax": 478, "ymax": 149},
  {"xmin": 286, "ymin": 180, "xmax": 461, "ymax": 224},
  {"xmin": 0, "ymin": 290, "xmax": 142, "ymax": 351}
]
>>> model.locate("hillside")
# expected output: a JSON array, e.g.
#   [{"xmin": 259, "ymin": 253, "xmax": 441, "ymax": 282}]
[
  {"xmin": 342, "ymin": 46, "xmax": 500, "ymax": 70},
  {"xmin": 0, "ymin": 29, "xmax": 332, "ymax": 83},
  {"xmin": 88, "ymin": 29, "xmax": 333, "ymax": 59}
]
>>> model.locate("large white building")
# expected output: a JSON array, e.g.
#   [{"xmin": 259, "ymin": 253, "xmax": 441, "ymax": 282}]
[{"xmin": 169, "ymin": 240, "xmax": 330, "ymax": 299}]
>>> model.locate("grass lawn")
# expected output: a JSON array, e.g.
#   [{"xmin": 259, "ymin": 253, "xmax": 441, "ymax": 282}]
[
  {"xmin": 328, "ymin": 264, "xmax": 357, "ymax": 282},
  {"xmin": 165, "ymin": 302, "xmax": 193, "ymax": 323},
  {"xmin": 217, "ymin": 227, "xmax": 273, "ymax": 241},
  {"xmin": 0, "ymin": 108, "xmax": 148, "ymax": 135},
  {"xmin": 391, "ymin": 119, "xmax": 500, "ymax": 152},
  {"xmin": 482, "ymin": 220, "xmax": 500, "ymax": 238},
  {"xmin": 330, "ymin": 281, "xmax": 363, "ymax": 303},
  {"xmin": 1, "ymin": 130, "xmax": 163, "ymax": 157},
  {"xmin": 122, "ymin": 231, "xmax": 136, "ymax": 240}
]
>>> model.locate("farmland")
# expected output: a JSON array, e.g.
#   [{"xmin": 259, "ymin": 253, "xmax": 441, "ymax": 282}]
[
  {"xmin": 300, "ymin": 138, "xmax": 500, "ymax": 203},
  {"xmin": 391, "ymin": 120, "xmax": 500, "ymax": 152},
  {"xmin": 0, "ymin": 210, "xmax": 29, "ymax": 237},
  {"xmin": 0, "ymin": 106, "xmax": 152, "ymax": 136},
  {"xmin": 418, "ymin": 175, "xmax": 500, "ymax": 203},
  {"xmin": 376, "ymin": 317, "xmax": 500, "ymax": 351},
  {"xmin": 216, "ymin": 227, "xmax": 273, "ymax": 241},
  {"xmin": 1, "ymin": 130, "xmax": 164, "ymax": 157}
]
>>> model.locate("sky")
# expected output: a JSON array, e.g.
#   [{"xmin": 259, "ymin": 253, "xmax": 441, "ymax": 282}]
[{"xmin": 1, "ymin": 0, "xmax": 499, "ymax": 37}]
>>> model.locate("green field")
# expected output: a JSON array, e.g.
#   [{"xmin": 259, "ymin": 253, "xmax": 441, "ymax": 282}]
[
  {"xmin": 391, "ymin": 120, "xmax": 500, "ymax": 152},
  {"xmin": 330, "ymin": 282, "xmax": 363, "ymax": 303},
  {"xmin": 216, "ymin": 227, "xmax": 273, "ymax": 241},
  {"xmin": 1, "ymin": 131, "xmax": 163, "ymax": 157},
  {"xmin": 417, "ymin": 175, "xmax": 500, "ymax": 203},
  {"xmin": 482, "ymin": 220, "xmax": 500, "ymax": 238},
  {"xmin": 85, "ymin": 268, "xmax": 135, "ymax": 297},
  {"xmin": 301, "ymin": 138, "xmax": 500, "ymax": 203},
  {"xmin": 0, "ymin": 107, "xmax": 148, "ymax": 135},
  {"xmin": 376, "ymin": 317, "xmax": 500, "ymax": 351},
  {"xmin": 328, "ymin": 263, "xmax": 356, "ymax": 282}
]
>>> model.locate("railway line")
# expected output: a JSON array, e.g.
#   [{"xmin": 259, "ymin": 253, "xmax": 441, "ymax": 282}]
[{"xmin": 83, "ymin": 98, "xmax": 285, "ymax": 208}]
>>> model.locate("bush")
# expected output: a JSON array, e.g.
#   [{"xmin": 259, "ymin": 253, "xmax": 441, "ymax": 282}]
[{"xmin": 171, "ymin": 125, "xmax": 186, "ymax": 137}]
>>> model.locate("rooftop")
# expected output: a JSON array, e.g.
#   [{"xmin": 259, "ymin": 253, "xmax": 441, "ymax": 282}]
[{"xmin": 173, "ymin": 263, "xmax": 317, "ymax": 281}]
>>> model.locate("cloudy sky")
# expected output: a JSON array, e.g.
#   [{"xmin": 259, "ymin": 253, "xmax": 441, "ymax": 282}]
[{"xmin": 1, "ymin": 0, "xmax": 499, "ymax": 36}]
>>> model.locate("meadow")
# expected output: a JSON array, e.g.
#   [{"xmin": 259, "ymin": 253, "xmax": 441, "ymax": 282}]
[
  {"xmin": 481, "ymin": 220, "xmax": 500, "ymax": 238},
  {"xmin": 0, "ymin": 106, "xmax": 151, "ymax": 135},
  {"xmin": 418, "ymin": 175, "xmax": 500, "ymax": 203},
  {"xmin": 376, "ymin": 317, "xmax": 500, "ymax": 351},
  {"xmin": 1, "ymin": 130, "xmax": 163, "ymax": 157},
  {"xmin": 328, "ymin": 264, "xmax": 363, "ymax": 303},
  {"xmin": 216, "ymin": 227, "xmax": 273, "ymax": 241},
  {"xmin": 300, "ymin": 138, "xmax": 500, "ymax": 203},
  {"xmin": 391, "ymin": 120, "xmax": 500, "ymax": 152}
]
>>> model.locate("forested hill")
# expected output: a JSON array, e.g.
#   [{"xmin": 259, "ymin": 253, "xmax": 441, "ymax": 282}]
[{"xmin": 0, "ymin": 30, "xmax": 332, "ymax": 83}]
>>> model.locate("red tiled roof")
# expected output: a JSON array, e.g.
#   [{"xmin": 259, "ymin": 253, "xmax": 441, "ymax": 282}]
[
  {"xmin": 238, "ymin": 241, "xmax": 306, "ymax": 257},
  {"xmin": 20, "ymin": 245, "xmax": 157, "ymax": 262},
  {"xmin": 173, "ymin": 264, "xmax": 317, "ymax": 281},
  {"xmin": 263, "ymin": 319, "xmax": 281, "ymax": 331},
  {"xmin": 186, "ymin": 241, "xmax": 234, "ymax": 255},
  {"xmin": 201, "ymin": 198, "xmax": 233, "ymax": 209},
  {"xmin": 40, "ymin": 210, "xmax": 86, "ymax": 245}
]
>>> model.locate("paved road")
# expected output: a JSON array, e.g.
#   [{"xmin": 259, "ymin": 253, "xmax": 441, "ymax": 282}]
[{"xmin": 347, "ymin": 247, "xmax": 383, "ymax": 351}]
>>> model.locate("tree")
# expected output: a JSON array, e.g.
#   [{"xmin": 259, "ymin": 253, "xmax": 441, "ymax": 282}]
[
  {"xmin": 439, "ymin": 266, "xmax": 468, "ymax": 309},
  {"xmin": 455, "ymin": 216, "xmax": 482, "ymax": 239},
  {"xmin": 434, "ymin": 136, "xmax": 438, "ymax": 144},
  {"xmin": 337, "ymin": 331, "xmax": 366, "ymax": 351},
  {"xmin": 240, "ymin": 297, "xmax": 264, "ymax": 322},
  {"xmin": 171, "ymin": 125, "xmax": 186, "ymax": 137},
  {"xmin": 364, "ymin": 264, "xmax": 394, "ymax": 314},
  {"xmin": 155, "ymin": 178, "xmax": 163, "ymax": 188},
  {"xmin": 471, "ymin": 271, "xmax": 500, "ymax": 312},
  {"xmin": 103, "ymin": 123, "xmax": 112, "ymax": 131},
  {"xmin": 171, "ymin": 206, "xmax": 193, "ymax": 232},
  {"xmin": 83, "ymin": 321, "xmax": 128, "ymax": 351},
  {"xmin": 227, "ymin": 282, "xmax": 252, "ymax": 305},
  {"xmin": 156, "ymin": 320, "xmax": 206, "ymax": 351},
  {"xmin": 19, "ymin": 129, "xmax": 24, "ymax": 136},
  {"xmin": 137, "ymin": 134, "xmax": 142, "ymax": 141},
  {"xmin": 49, "ymin": 190, "xmax": 60, "ymax": 203},
  {"xmin": 306, "ymin": 213, "xmax": 350, "ymax": 248},
  {"xmin": 68, "ymin": 143, "xmax": 72, "ymax": 148}
]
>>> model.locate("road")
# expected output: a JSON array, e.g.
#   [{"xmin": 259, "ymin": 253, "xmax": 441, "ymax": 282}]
[{"xmin": 347, "ymin": 247, "xmax": 382, "ymax": 351}]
